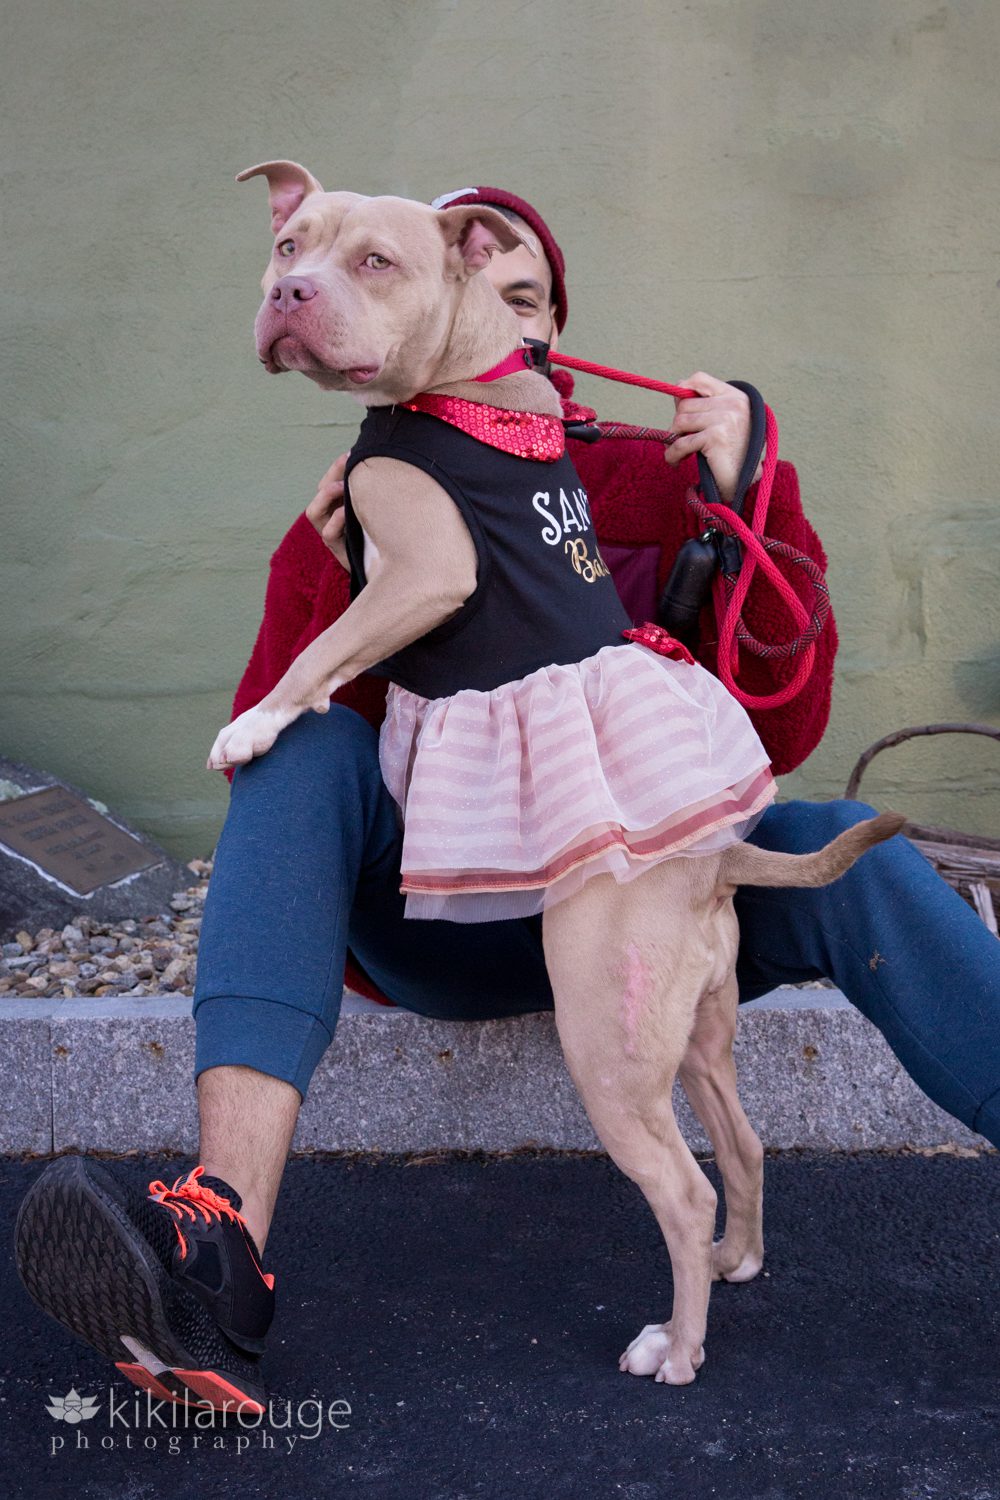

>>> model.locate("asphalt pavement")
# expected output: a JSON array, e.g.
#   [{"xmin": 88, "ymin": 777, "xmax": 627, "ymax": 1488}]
[{"xmin": 2, "ymin": 1148, "xmax": 999, "ymax": 1500}]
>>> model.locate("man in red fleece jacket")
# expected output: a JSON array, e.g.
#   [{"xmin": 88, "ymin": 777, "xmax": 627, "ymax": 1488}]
[{"xmin": 15, "ymin": 188, "xmax": 1000, "ymax": 1414}]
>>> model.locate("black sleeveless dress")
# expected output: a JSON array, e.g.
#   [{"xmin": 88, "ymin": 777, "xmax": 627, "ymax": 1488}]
[{"xmin": 341, "ymin": 403, "xmax": 775, "ymax": 924}]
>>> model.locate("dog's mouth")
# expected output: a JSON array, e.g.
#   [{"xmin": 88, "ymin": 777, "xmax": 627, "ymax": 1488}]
[
  {"xmin": 343, "ymin": 366, "xmax": 380, "ymax": 385},
  {"xmin": 263, "ymin": 337, "xmax": 382, "ymax": 387}
]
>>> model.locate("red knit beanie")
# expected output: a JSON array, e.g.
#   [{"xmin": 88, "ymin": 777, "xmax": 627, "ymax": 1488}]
[{"xmin": 430, "ymin": 186, "xmax": 568, "ymax": 331}]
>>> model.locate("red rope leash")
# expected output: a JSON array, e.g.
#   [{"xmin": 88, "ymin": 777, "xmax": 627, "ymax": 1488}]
[
  {"xmin": 547, "ymin": 350, "xmax": 826, "ymax": 710},
  {"xmin": 547, "ymin": 350, "xmax": 702, "ymax": 403}
]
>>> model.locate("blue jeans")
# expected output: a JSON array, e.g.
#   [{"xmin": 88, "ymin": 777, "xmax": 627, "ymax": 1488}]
[{"xmin": 192, "ymin": 705, "xmax": 1000, "ymax": 1146}]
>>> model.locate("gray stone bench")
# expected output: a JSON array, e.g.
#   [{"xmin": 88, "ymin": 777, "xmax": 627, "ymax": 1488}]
[{"xmin": 0, "ymin": 988, "xmax": 991, "ymax": 1157}]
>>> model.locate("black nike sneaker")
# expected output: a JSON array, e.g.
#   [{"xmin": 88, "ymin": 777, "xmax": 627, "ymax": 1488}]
[{"xmin": 14, "ymin": 1156, "xmax": 276, "ymax": 1414}]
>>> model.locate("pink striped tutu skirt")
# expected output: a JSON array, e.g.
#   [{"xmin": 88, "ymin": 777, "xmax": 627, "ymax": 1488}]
[{"xmin": 377, "ymin": 640, "xmax": 777, "ymax": 923}]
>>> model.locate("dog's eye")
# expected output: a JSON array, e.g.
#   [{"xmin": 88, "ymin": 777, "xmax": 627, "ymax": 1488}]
[
  {"xmin": 277, "ymin": 239, "xmax": 296, "ymax": 257},
  {"xmin": 364, "ymin": 253, "xmax": 392, "ymax": 270}
]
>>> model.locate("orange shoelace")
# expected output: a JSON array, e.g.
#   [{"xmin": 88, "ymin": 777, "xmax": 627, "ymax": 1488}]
[
  {"xmin": 147, "ymin": 1165, "xmax": 274, "ymax": 1288},
  {"xmin": 147, "ymin": 1164, "xmax": 245, "ymax": 1228},
  {"xmin": 149, "ymin": 1166, "xmax": 251, "ymax": 1267}
]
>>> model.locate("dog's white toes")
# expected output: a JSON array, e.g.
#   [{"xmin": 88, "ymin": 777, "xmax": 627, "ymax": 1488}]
[
  {"xmin": 620, "ymin": 1322, "xmax": 706, "ymax": 1384},
  {"xmin": 654, "ymin": 1351, "xmax": 701, "ymax": 1385},
  {"xmin": 619, "ymin": 1322, "xmax": 672, "ymax": 1376}
]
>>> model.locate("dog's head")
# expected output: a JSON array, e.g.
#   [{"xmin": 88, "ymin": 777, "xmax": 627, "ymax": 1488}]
[{"xmin": 236, "ymin": 159, "xmax": 535, "ymax": 404}]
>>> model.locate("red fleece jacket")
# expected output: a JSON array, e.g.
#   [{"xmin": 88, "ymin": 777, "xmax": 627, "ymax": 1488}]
[{"xmin": 223, "ymin": 381, "xmax": 837, "ymax": 1006}]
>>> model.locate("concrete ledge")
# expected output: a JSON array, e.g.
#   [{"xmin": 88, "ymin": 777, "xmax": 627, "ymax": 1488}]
[{"xmin": 0, "ymin": 989, "xmax": 991, "ymax": 1156}]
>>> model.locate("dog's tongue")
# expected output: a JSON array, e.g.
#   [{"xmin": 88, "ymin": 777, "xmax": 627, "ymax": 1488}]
[{"xmin": 346, "ymin": 367, "xmax": 379, "ymax": 385}]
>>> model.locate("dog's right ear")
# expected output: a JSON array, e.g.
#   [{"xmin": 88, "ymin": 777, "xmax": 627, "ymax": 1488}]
[
  {"xmin": 236, "ymin": 160, "xmax": 325, "ymax": 236},
  {"xmin": 436, "ymin": 204, "xmax": 536, "ymax": 277}
]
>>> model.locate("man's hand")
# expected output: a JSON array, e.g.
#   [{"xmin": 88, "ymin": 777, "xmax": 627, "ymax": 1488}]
[
  {"xmin": 664, "ymin": 372, "xmax": 763, "ymax": 507},
  {"xmin": 306, "ymin": 451, "xmax": 351, "ymax": 570}
]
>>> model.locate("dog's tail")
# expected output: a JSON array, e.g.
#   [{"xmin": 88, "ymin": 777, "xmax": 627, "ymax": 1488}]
[{"xmin": 718, "ymin": 811, "xmax": 907, "ymax": 890}]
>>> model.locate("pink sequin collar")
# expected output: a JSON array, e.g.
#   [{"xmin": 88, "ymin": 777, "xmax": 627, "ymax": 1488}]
[{"xmin": 401, "ymin": 392, "xmax": 566, "ymax": 461}]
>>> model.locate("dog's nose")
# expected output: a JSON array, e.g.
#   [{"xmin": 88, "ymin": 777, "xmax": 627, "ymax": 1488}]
[{"xmin": 269, "ymin": 276, "xmax": 319, "ymax": 311}]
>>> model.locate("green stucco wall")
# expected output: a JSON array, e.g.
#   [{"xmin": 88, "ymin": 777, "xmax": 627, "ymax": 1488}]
[{"xmin": 2, "ymin": 0, "xmax": 998, "ymax": 859}]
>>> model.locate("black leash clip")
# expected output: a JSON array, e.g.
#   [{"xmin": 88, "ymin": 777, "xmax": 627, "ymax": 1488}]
[{"xmin": 523, "ymin": 337, "xmax": 553, "ymax": 376}]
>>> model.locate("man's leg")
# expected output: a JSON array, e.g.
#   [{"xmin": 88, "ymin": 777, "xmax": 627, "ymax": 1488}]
[
  {"xmin": 345, "ymin": 853, "xmax": 553, "ymax": 1023},
  {"xmin": 15, "ymin": 702, "xmax": 552, "ymax": 1407},
  {"xmin": 193, "ymin": 702, "xmax": 555, "ymax": 1252},
  {"xmin": 733, "ymin": 799, "xmax": 1000, "ymax": 1148},
  {"xmin": 192, "ymin": 704, "xmax": 386, "ymax": 1252},
  {"xmin": 197, "ymin": 1069, "xmax": 300, "ymax": 1254}
]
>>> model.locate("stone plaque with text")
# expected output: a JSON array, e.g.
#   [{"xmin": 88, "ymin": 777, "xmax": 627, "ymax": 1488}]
[
  {"xmin": 0, "ymin": 786, "xmax": 159, "ymax": 896},
  {"xmin": 0, "ymin": 754, "xmax": 195, "ymax": 939}
]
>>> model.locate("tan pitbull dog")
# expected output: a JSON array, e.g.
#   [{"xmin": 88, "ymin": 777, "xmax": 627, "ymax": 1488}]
[{"xmin": 210, "ymin": 159, "xmax": 904, "ymax": 1386}]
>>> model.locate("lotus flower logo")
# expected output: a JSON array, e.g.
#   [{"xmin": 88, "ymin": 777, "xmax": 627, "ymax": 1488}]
[{"xmin": 45, "ymin": 1388, "xmax": 101, "ymax": 1423}]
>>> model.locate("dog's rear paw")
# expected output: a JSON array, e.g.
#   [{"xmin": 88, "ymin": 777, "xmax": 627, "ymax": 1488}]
[
  {"xmin": 618, "ymin": 1321, "xmax": 705, "ymax": 1385},
  {"xmin": 711, "ymin": 1238, "xmax": 764, "ymax": 1283}
]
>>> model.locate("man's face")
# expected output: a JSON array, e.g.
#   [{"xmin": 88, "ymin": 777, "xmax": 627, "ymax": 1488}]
[{"xmin": 479, "ymin": 218, "xmax": 560, "ymax": 349}]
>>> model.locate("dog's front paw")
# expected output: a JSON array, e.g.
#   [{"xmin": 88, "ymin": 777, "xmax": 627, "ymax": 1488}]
[
  {"xmin": 206, "ymin": 704, "xmax": 294, "ymax": 771},
  {"xmin": 619, "ymin": 1321, "xmax": 705, "ymax": 1385}
]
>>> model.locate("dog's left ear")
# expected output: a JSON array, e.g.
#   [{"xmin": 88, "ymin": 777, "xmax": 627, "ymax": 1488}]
[
  {"xmin": 236, "ymin": 159, "xmax": 325, "ymax": 236},
  {"xmin": 436, "ymin": 205, "xmax": 536, "ymax": 276}
]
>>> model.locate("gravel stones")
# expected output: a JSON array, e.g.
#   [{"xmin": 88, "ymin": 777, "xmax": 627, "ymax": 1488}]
[{"xmin": 0, "ymin": 857, "xmax": 213, "ymax": 1000}]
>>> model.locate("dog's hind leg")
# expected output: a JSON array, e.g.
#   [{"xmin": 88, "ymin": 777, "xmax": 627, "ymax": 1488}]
[
  {"xmin": 541, "ymin": 859, "xmax": 722, "ymax": 1386},
  {"xmin": 679, "ymin": 973, "xmax": 765, "ymax": 1284}
]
